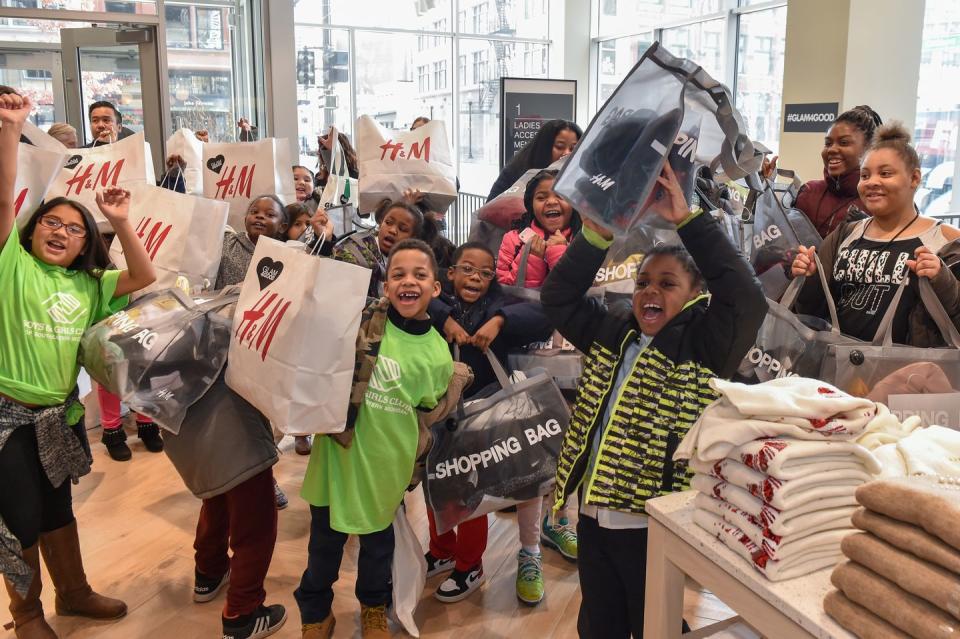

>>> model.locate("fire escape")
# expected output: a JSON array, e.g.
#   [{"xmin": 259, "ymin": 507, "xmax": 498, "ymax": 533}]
[{"xmin": 480, "ymin": 0, "xmax": 514, "ymax": 112}]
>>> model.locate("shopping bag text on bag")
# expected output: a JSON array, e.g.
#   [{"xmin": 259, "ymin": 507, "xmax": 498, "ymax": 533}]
[
  {"xmin": 60, "ymin": 156, "xmax": 125, "ymax": 198},
  {"xmin": 208, "ymin": 156, "xmax": 256, "ymax": 200},
  {"xmin": 430, "ymin": 417, "xmax": 563, "ymax": 479},
  {"xmin": 889, "ymin": 393, "xmax": 960, "ymax": 429},
  {"xmin": 379, "ymin": 137, "xmax": 432, "ymax": 162},
  {"xmin": 233, "ymin": 276, "xmax": 292, "ymax": 362}
]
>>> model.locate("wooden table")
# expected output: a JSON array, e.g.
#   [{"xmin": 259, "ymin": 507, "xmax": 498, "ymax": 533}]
[{"xmin": 643, "ymin": 491, "xmax": 856, "ymax": 639}]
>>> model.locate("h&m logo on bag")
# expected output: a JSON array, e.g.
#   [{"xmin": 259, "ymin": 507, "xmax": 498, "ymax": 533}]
[
  {"xmin": 14, "ymin": 188, "xmax": 27, "ymax": 216},
  {"xmin": 379, "ymin": 138, "xmax": 431, "ymax": 162},
  {"xmin": 207, "ymin": 154, "xmax": 255, "ymax": 200},
  {"xmin": 135, "ymin": 217, "xmax": 173, "ymax": 261},
  {"xmin": 235, "ymin": 291, "xmax": 291, "ymax": 361},
  {"xmin": 589, "ymin": 174, "xmax": 615, "ymax": 191},
  {"xmin": 108, "ymin": 309, "xmax": 160, "ymax": 349},
  {"xmin": 63, "ymin": 159, "xmax": 125, "ymax": 197}
]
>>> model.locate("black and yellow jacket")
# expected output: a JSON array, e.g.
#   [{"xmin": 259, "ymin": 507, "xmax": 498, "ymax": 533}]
[{"xmin": 541, "ymin": 213, "xmax": 766, "ymax": 514}]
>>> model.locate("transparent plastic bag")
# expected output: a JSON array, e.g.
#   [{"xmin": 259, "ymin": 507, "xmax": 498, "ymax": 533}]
[
  {"xmin": 79, "ymin": 288, "xmax": 237, "ymax": 434},
  {"xmin": 424, "ymin": 351, "xmax": 570, "ymax": 534}
]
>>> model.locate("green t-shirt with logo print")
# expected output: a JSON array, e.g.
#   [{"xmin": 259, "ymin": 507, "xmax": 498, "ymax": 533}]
[
  {"xmin": 0, "ymin": 226, "xmax": 125, "ymax": 406},
  {"xmin": 302, "ymin": 319, "xmax": 453, "ymax": 534}
]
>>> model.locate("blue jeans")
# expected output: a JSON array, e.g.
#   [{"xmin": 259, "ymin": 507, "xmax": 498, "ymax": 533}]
[{"xmin": 294, "ymin": 505, "xmax": 395, "ymax": 624}]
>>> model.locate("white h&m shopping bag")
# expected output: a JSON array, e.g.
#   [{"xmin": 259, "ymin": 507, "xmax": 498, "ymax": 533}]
[
  {"xmin": 14, "ymin": 142, "xmax": 67, "ymax": 227},
  {"xmin": 165, "ymin": 128, "xmax": 204, "ymax": 194},
  {"xmin": 202, "ymin": 138, "xmax": 297, "ymax": 230},
  {"xmin": 318, "ymin": 134, "xmax": 359, "ymax": 236},
  {"xmin": 225, "ymin": 237, "xmax": 370, "ymax": 435},
  {"xmin": 108, "ymin": 183, "xmax": 229, "ymax": 296},
  {"xmin": 356, "ymin": 115, "xmax": 457, "ymax": 214},
  {"xmin": 48, "ymin": 132, "xmax": 155, "ymax": 225}
]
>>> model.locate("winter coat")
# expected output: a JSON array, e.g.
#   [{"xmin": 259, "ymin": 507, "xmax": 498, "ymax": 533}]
[
  {"xmin": 497, "ymin": 221, "xmax": 573, "ymax": 288},
  {"xmin": 795, "ymin": 168, "xmax": 868, "ymax": 238},
  {"xmin": 541, "ymin": 213, "xmax": 766, "ymax": 514},
  {"xmin": 162, "ymin": 372, "xmax": 276, "ymax": 500},
  {"xmin": 428, "ymin": 286, "xmax": 553, "ymax": 397}
]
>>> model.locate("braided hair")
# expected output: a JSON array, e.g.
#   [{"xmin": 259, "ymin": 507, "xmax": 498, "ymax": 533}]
[{"xmin": 835, "ymin": 105, "xmax": 883, "ymax": 145}]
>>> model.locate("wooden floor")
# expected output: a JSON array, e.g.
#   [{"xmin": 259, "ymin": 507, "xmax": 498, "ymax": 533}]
[{"xmin": 1, "ymin": 420, "xmax": 736, "ymax": 638}]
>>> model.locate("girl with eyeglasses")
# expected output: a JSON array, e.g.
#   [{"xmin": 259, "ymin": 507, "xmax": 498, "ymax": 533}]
[
  {"xmin": 424, "ymin": 241, "xmax": 555, "ymax": 605},
  {"xmin": 0, "ymin": 93, "xmax": 155, "ymax": 638}
]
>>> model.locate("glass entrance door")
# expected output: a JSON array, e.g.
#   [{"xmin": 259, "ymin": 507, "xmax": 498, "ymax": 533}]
[{"xmin": 60, "ymin": 26, "xmax": 164, "ymax": 172}]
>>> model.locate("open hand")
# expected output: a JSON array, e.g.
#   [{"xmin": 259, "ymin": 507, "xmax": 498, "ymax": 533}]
[
  {"xmin": 907, "ymin": 246, "xmax": 942, "ymax": 279},
  {"xmin": 95, "ymin": 187, "xmax": 132, "ymax": 224},
  {"xmin": 649, "ymin": 161, "xmax": 692, "ymax": 225},
  {"xmin": 402, "ymin": 188, "xmax": 425, "ymax": 205},
  {"xmin": 0, "ymin": 92, "xmax": 31, "ymax": 126},
  {"xmin": 237, "ymin": 117, "xmax": 252, "ymax": 132},
  {"xmin": 761, "ymin": 155, "xmax": 779, "ymax": 180},
  {"xmin": 194, "ymin": 129, "xmax": 210, "ymax": 143},
  {"xmin": 791, "ymin": 245, "xmax": 817, "ymax": 278}
]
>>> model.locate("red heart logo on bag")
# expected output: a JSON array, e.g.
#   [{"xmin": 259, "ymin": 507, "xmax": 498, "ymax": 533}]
[{"xmin": 256, "ymin": 257, "xmax": 284, "ymax": 290}]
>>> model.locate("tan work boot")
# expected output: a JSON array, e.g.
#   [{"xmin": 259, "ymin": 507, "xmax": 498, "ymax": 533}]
[
  {"xmin": 3, "ymin": 544, "xmax": 57, "ymax": 638},
  {"xmin": 301, "ymin": 613, "xmax": 335, "ymax": 638},
  {"xmin": 360, "ymin": 604, "xmax": 390, "ymax": 638},
  {"xmin": 37, "ymin": 521, "xmax": 126, "ymax": 620}
]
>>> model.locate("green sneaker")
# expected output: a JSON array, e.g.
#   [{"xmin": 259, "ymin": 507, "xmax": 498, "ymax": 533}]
[
  {"xmin": 516, "ymin": 549, "xmax": 544, "ymax": 606},
  {"xmin": 541, "ymin": 515, "xmax": 578, "ymax": 561}
]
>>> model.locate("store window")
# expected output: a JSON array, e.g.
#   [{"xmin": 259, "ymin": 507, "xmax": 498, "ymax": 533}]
[
  {"xmin": 196, "ymin": 8, "xmax": 224, "ymax": 50},
  {"xmin": 294, "ymin": 0, "xmax": 551, "ymax": 194},
  {"xmin": 735, "ymin": 6, "xmax": 786, "ymax": 153},
  {"xmin": 914, "ymin": 0, "xmax": 960, "ymax": 216}
]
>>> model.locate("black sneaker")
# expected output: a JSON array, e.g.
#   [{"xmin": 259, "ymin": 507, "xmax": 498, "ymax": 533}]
[
  {"xmin": 222, "ymin": 604, "xmax": 287, "ymax": 639},
  {"xmin": 434, "ymin": 565, "xmax": 484, "ymax": 603},
  {"xmin": 193, "ymin": 568, "xmax": 230, "ymax": 603},
  {"xmin": 137, "ymin": 422, "xmax": 164, "ymax": 453},
  {"xmin": 424, "ymin": 551, "xmax": 455, "ymax": 578},
  {"xmin": 101, "ymin": 427, "xmax": 131, "ymax": 462}
]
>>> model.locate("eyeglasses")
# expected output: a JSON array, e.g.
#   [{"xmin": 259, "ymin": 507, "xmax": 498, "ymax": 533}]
[
  {"xmin": 452, "ymin": 264, "xmax": 496, "ymax": 280},
  {"xmin": 39, "ymin": 215, "xmax": 87, "ymax": 238}
]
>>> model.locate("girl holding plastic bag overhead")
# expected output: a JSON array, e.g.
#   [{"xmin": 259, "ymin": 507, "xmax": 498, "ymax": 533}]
[
  {"xmin": 541, "ymin": 161, "xmax": 765, "ymax": 639},
  {"xmin": 791, "ymin": 123, "xmax": 960, "ymax": 345},
  {"xmin": 0, "ymin": 94, "xmax": 156, "ymax": 637}
]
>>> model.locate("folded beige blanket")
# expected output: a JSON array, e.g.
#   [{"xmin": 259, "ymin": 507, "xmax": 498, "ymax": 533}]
[
  {"xmin": 853, "ymin": 508, "xmax": 960, "ymax": 575},
  {"xmin": 824, "ymin": 589, "xmax": 911, "ymax": 639},
  {"xmin": 832, "ymin": 561, "xmax": 960, "ymax": 639},
  {"xmin": 856, "ymin": 478, "xmax": 960, "ymax": 551},
  {"xmin": 842, "ymin": 532, "xmax": 960, "ymax": 619}
]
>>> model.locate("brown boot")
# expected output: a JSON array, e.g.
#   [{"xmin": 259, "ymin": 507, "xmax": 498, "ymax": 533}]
[
  {"xmin": 3, "ymin": 544, "xmax": 58, "ymax": 638},
  {"xmin": 359, "ymin": 604, "xmax": 390, "ymax": 638},
  {"xmin": 301, "ymin": 613, "xmax": 335, "ymax": 638},
  {"xmin": 37, "ymin": 521, "xmax": 126, "ymax": 620}
]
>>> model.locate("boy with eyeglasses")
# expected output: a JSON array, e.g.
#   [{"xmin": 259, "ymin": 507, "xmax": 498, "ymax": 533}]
[{"xmin": 423, "ymin": 241, "xmax": 554, "ymax": 604}]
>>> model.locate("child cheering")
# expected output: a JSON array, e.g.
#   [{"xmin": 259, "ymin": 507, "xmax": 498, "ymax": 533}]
[
  {"xmin": 542, "ymin": 162, "xmax": 765, "ymax": 638},
  {"xmin": 0, "ymin": 93, "xmax": 155, "ymax": 637},
  {"xmin": 296, "ymin": 239, "xmax": 465, "ymax": 639}
]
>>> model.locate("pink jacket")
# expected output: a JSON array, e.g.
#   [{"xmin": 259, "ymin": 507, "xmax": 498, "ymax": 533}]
[{"xmin": 497, "ymin": 222, "xmax": 573, "ymax": 288}]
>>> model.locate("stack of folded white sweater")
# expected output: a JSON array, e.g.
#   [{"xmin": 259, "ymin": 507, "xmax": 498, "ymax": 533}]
[{"xmin": 675, "ymin": 377, "xmax": 882, "ymax": 581}]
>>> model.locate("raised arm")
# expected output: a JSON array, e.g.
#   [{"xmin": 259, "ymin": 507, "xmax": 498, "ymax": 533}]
[
  {"xmin": 96, "ymin": 187, "xmax": 156, "ymax": 298},
  {"xmin": 0, "ymin": 93, "xmax": 32, "ymax": 242}
]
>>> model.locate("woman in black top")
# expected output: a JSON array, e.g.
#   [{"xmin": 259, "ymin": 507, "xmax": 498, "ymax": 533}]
[{"xmin": 487, "ymin": 119, "xmax": 581, "ymax": 201}]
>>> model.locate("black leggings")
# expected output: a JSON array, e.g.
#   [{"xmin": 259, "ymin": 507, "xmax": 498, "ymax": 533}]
[{"xmin": 0, "ymin": 425, "xmax": 74, "ymax": 548}]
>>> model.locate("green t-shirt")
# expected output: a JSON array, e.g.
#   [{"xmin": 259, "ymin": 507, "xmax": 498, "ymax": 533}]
[
  {"xmin": 0, "ymin": 226, "xmax": 125, "ymax": 406},
  {"xmin": 302, "ymin": 319, "xmax": 453, "ymax": 534}
]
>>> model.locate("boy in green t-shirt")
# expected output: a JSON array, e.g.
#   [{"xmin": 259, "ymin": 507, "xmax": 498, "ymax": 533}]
[{"xmin": 296, "ymin": 239, "xmax": 455, "ymax": 639}]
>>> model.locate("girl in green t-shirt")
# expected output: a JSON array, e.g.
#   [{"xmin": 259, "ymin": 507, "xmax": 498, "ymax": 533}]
[{"xmin": 0, "ymin": 93, "xmax": 156, "ymax": 637}]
